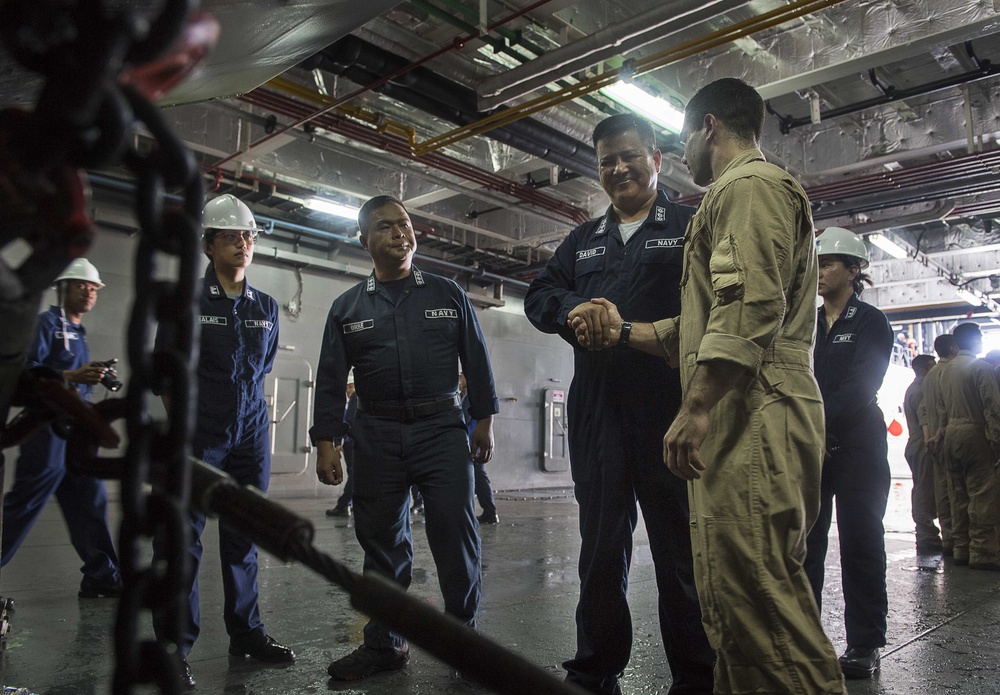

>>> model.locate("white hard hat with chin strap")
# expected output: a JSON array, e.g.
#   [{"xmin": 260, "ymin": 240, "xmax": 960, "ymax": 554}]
[
  {"xmin": 54, "ymin": 257, "xmax": 103, "ymax": 351},
  {"xmin": 815, "ymin": 227, "xmax": 869, "ymax": 269}
]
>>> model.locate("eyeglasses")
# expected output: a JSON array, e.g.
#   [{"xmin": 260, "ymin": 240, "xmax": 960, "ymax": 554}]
[{"xmin": 213, "ymin": 230, "xmax": 259, "ymax": 245}]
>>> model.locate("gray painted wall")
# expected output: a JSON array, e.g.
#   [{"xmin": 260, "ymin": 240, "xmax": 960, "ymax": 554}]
[{"xmin": 11, "ymin": 216, "xmax": 579, "ymax": 502}]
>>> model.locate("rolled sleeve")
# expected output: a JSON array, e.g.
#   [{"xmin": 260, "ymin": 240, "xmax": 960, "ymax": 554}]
[
  {"xmin": 653, "ymin": 317, "xmax": 680, "ymax": 368},
  {"xmin": 697, "ymin": 333, "xmax": 763, "ymax": 373}
]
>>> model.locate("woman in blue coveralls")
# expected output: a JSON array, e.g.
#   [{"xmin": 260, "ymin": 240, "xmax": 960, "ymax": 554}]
[
  {"xmin": 152, "ymin": 194, "xmax": 292, "ymax": 688},
  {"xmin": 804, "ymin": 227, "xmax": 894, "ymax": 681}
]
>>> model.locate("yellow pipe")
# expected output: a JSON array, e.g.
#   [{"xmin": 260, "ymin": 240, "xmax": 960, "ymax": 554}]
[
  {"xmin": 265, "ymin": 77, "xmax": 418, "ymax": 150},
  {"xmin": 411, "ymin": 0, "xmax": 848, "ymax": 155}
]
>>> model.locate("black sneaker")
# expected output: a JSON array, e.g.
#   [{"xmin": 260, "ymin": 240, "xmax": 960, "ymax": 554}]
[
  {"xmin": 477, "ymin": 512, "xmax": 499, "ymax": 524},
  {"xmin": 180, "ymin": 657, "xmax": 196, "ymax": 689},
  {"xmin": 79, "ymin": 577, "xmax": 123, "ymax": 598},
  {"xmin": 327, "ymin": 643, "xmax": 409, "ymax": 680},
  {"xmin": 326, "ymin": 506, "xmax": 352, "ymax": 518}
]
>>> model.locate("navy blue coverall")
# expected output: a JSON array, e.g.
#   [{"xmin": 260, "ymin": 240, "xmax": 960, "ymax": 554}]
[
  {"xmin": 524, "ymin": 191, "xmax": 715, "ymax": 694},
  {"xmin": 2, "ymin": 307, "xmax": 120, "ymax": 586},
  {"xmin": 462, "ymin": 394, "xmax": 496, "ymax": 519},
  {"xmin": 805, "ymin": 293, "xmax": 893, "ymax": 651},
  {"xmin": 152, "ymin": 267, "xmax": 279, "ymax": 656},
  {"xmin": 311, "ymin": 267, "xmax": 499, "ymax": 650}
]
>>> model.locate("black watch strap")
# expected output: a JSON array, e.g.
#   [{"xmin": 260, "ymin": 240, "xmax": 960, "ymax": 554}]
[{"xmin": 618, "ymin": 321, "xmax": 633, "ymax": 348}]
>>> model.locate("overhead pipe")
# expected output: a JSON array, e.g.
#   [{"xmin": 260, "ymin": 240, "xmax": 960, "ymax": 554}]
[
  {"xmin": 305, "ymin": 34, "xmax": 600, "ymax": 178},
  {"xmin": 766, "ymin": 43, "xmax": 1000, "ymax": 134},
  {"xmin": 206, "ymin": 0, "xmax": 557, "ymax": 172},
  {"xmin": 476, "ymin": 0, "xmax": 751, "ymax": 111},
  {"xmin": 412, "ymin": 0, "xmax": 850, "ymax": 156},
  {"xmin": 239, "ymin": 88, "xmax": 590, "ymax": 225}
]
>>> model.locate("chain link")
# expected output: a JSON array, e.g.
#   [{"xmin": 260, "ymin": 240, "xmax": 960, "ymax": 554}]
[{"xmin": 0, "ymin": 1, "xmax": 202, "ymax": 692}]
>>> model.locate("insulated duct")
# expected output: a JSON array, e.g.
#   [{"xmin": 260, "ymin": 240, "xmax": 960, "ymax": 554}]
[{"xmin": 302, "ymin": 35, "xmax": 599, "ymax": 179}]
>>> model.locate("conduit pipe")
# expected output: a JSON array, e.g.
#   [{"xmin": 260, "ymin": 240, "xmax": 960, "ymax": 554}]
[
  {"xmin": 476, "ymin": 0, "xmax": 750, "ymax": 110},
  {"xmin": 207, "ymin": 0, "xmax": 557, "ymax": 172},
  {"xmin": 240, "ymin": 88, "xmax": 590, "ymax": 225},
  {"xmin": 413, "ymin": 0, "xmax": 849, "ymax": 156},
  {"xmin": 305, "ymin": 35, "xmax": 600, "ymax": 178}
]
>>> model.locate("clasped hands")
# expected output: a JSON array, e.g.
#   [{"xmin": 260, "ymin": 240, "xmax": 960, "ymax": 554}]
[{"xmin": 568, "ymin": 298, "xmax": 622, "ymax": 351}]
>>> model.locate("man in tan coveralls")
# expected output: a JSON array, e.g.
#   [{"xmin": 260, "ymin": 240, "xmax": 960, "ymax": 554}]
[
  {"xmin": 572, "ymin": 78, "xmax": 845, "ymax": 694},
  {"xmin": 918, "ymin": 334, "xmax": 958, "ymax": 555},
  {"xmin": 934, "ymin": 323, "xmax": 1000, "ymax": 570}
]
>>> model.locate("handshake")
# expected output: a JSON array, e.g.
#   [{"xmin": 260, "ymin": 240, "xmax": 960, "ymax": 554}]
[{"xmin": 568, "ymin": 298, "xmax": 622, "ymax": 351}]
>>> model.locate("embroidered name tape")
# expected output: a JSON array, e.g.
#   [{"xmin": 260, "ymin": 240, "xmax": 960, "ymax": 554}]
[
  {"xmin": 245, "ymin": 320, "xmax": 273, "ymax": 330},
  {"xmin": 53, "ymin": 331, "xmax": 81, "ymax": 340},
  {"xmin": 576, "ymin": 246, "xmax": 606, "ymax": 261},
  {"xmin": 343, "ymin": 319, "xmax": 374, "ymax": 334},
  {"xmin": 199, "ymin": 316, "xmax": 227, "ymax": 325},
  {"xmin": 833, "ymin": 334, "xmax": 855, "ymax": 343},
  {"xmin": 425, "ymin": 309, "xmax": 458, "ymax": 319},
  {"xmin": 645, "ymin": 237, "xmax": 683, "ymax": 249}
]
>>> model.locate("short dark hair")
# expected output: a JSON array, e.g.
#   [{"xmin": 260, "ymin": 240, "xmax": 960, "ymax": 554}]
[
  {"xmin": 592, "ymin": 113, "xmax": 657, "ymax": 150},
  {"xmin": 933, "ymin": 334, "xmax": 957, "ymax": 357},
  {"xmin": 912, "ymin": 354, "xmax": 936, "ymax": 374},
  {"xmin": 358, "ymin": 195, "xmax": 406, "ymax": 238},
  {"xmin": 954, "ymin": 323, "xmax": 982, "ymax": 351},
  {"xmin": 684, "ymin": 77, "xmax": 765, "ymax": 144}
]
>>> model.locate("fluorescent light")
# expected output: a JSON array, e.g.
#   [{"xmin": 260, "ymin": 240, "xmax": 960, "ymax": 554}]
[
  {"xmin": 599, "ymin": 81, "xmax": 685, "ymax": 133},
  {"xmin": 868, "ymin": 233, "xmax": 908, "ymax": 260},
  {"xmin": 956, "ymin": 287, "xmax": 982, "ymax": 306},
  {"xmin": 304, "ymin": 197, "xmax": 359, "ymax": 220}
]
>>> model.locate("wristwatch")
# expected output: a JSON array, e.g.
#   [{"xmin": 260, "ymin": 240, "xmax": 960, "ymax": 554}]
[{"xmin": 618, "ymin": 321, "xmax": 633, "ymax": 348}]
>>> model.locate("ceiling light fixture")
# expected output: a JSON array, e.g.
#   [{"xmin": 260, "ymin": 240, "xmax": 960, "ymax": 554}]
[
  {"xmin": 956, "ymin": 287, "xmax": 983, "ymax": 306},
  {"xmin": 599, "ymin": 81, "xmax": 685, "ymax": 134},
  {"xmin": 304, "ymin": 197, "xmax": 360, "ymax": 220},
  {"xmin": 867, "ymin": 233, "xmax": 908, "ymax": 260}
]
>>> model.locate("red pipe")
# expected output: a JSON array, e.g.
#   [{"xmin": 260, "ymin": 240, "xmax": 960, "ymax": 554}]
[
  {"xmin": 208, "ymin": 0, "xmax": 557, "ymax": 171},
  {"xmin": 239, "ymin": 89, "xmax": 590, "ymax": 225}
]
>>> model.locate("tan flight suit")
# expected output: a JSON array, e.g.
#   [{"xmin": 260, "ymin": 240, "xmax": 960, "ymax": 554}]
[
  {"xmin": 917, "ymin": 358, "xmax": 954, "ymax": 550},
  {"xmin": 938, "ymin": 351, "xmax": 1000, "ymax": 565},
  {"xmin": 903, "ymin": 377, "xmax": 942, "ymax": 547},
  {"xmin": 653, "ymin": 149, "xmax": 845, "ymax": 695}
]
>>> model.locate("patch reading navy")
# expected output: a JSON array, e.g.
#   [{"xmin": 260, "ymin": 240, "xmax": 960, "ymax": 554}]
[
  {"xmin": 343, "ymin": 319, "xmax": 374, "ymax": 334},
  {"xmin": 576, "ymin": 246, "xmax": 606, "ymax": 261},
  {"xmin": 245, "ymin": 320, "xmax": 274, "ymax": 330},
  {"xmin": 199, "ymin": 315, "xmax": 228, "ymax": 325},
  {"xmin": 425, "ymin": 308, "xmax": 458, "ymax": 319},
  {"xmin": 845, "ymin": 306, "xmax": 857, "ymax": 319},
  {"xmin": 833, "ymin": 334, "xmax": 855, "ymax": 343},
  {"xmin": 645, "ymin": 237, "xmax": 683, "ymax": 249}
]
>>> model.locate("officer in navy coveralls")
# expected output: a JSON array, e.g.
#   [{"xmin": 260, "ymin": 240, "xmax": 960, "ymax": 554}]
[
  {"xmin": 805, "ymin": 227, "xmax": 893, "ymax": 680},
  {"xmin": 152, "ymin": 195, "xmax": 293, "ymax": 688},
  {"xmin": 524, "ymin": 114, "xmax": 714, "ymax": 695},
  {"xmin": 1, "ymin": 258, "xmax": 122, "ymax": 598},
  {"xmin": 312, "ymin": 195, "xmax": 499, "ymax": 682}
]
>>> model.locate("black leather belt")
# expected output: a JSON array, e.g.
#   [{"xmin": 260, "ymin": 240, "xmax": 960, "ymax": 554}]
[{"xmin": 357, "ymin": 395, "xmax": 461, "ymax": 423}]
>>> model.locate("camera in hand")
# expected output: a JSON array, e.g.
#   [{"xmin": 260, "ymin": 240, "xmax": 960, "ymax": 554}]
[{"xmin": 97, "ymin": 359, "xmax": 123, "ymax": 392}]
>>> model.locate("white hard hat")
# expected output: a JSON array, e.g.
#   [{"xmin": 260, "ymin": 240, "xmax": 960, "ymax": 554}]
[
  {"xmin": 55, "ymin": 258, "xmax": 104, "ymax": 288},
  {"xmin": 203, "ymin": 194, "xmax": 258, "ymax": 232},
  {"xmin": 815, "ymin": 227, "xmax": 869, "ymax": 268}
]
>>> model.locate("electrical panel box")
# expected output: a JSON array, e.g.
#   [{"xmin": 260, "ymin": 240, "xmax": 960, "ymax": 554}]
[{"xmin": 542, "ymin": 388, "xmax": 569, "ymax": 472}]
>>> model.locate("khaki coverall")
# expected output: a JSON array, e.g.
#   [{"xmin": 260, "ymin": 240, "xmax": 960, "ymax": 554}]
[
  {"xmin": 903, "ymin": 377, "xmax": 943, "ymax": 547},
  {"xmin": 653, "ymin": 149, "xmax": 845, "ymax": 695},
  {"xmin": 917, "ymin": 359, "xmax": 955, "ymax": 550},
  {"xmin": 937, "ymin": 351, "xmax": 1000, "ymax": 565}
]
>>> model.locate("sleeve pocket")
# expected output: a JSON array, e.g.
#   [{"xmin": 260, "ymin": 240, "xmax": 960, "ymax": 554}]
[{"xmin": 709, "ymin": 234, "xmax": 745, "ymax": 305}]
